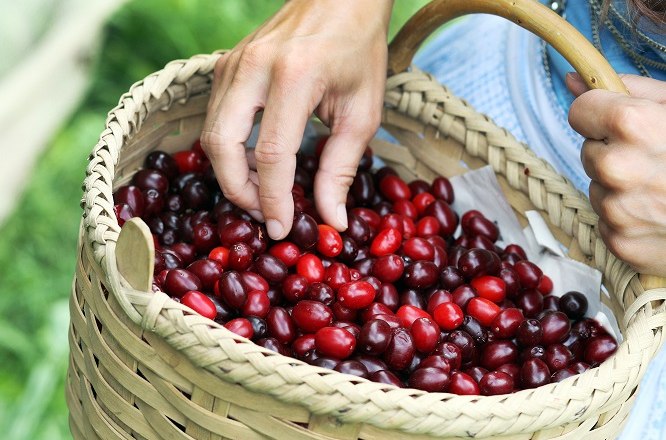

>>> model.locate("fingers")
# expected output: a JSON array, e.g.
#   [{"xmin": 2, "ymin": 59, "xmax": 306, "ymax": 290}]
[
  {"xmin": 568, "ymin": 89, "xmax": 623, "ymax": 140},
  {"xmin": 254, "ymin": 73, "xmax": 323, "ymax": 240},
  {"xmin": 313, "ymin": 101, "xmax": 381, "ymax": 230},
  {"xmin": 566, "ymin": 72, "xmax": 666, "ymax": 104},
  {"xmin": 565, "ymin": 72, "xmax": 589, "ymax": 98},
  {"xmin": 201, "ymin": 63, "xmax": 268, "ymax": 221},
  {"xmin": 588, "ymin": 181, "xmax": 633, "ymax": 232},
  {"xmin": 597, "ymin": 220, "xmax": 666, "ymax": 275},
  {"xmin": 619, "ymin": 74, "xmax": 666, "ymax": 103},
  {"xmin": 581, "ymin": 137, "xmax": 646, "ymax": 190}
]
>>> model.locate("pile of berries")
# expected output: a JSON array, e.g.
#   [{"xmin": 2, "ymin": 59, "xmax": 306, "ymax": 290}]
[{"xmin": 113, "ymin": 138, "xmax": 618, "ymax": 395}]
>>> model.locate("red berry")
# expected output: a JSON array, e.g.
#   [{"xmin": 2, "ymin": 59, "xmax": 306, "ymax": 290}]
[
  {"xmin": 490, "ymin": 308, "xmax": 524, "ymax": 338},
  {"xmin": 448, "ymin": 372, "xmax": 480, "ymax": 395},
  {"xmin": 514, "ymin": 260, "xmax": 543, "ymax": 289},
  {"xmin": 379, "ymin": 175, "xmax": 411, "ymax": 202},
  {"xmin": 208, "ymin": 246, "xmax": 230, "ymax": 268},
  {"xmin": 392, "ymin": 199, "xmax": 418, "ymax": 219},
  {"xmin": 269, "ymin": 241, "xmax": 301, "ymax": 267},
  {"xmin": 315, "ymin": 326, "xmax": 356, "ymax": 359},
  {"xmin": 114, "ymin": 185, "xmax": 145, "ymax": 217},
  {"xmin": 113, "ymin": 203, "xmax": 134, "ymax": 227},
  {"xmin": 431, "ymin": 177, "xmax": 454, "ymax": 204},
  {"xmin": 225, "ymin": 318, "xmax": 254, "ymax": 339},
  {"xmin": 410, "ymin": 318, "xmax": 440, "ymax": 353},
  {"xmin": 396, "ymin": 305, "xmax": 431, "ymax": 329},
  {"xmin": 323, "ymin": 263, "xmax": 351, "ymax": 290},
  {"xmin": 351, "ymin": 207, "xmax": 381, "ymax": 231},
  {"xmin": 181, "ymin": 290, "xmax": 217, "ymax": 320},
  {"xmin": 266, "ymin": 307, "xmax": 297, "ymax": 344},
  {"xmin": 379, "ymin": 214, "xmax": 404, "ymax": 235},
  {"xmin": 337, "ymin": 281, "xmax": 376, "ymax": 309},
  {"xmin": 296, "ymin": 253, "xmax": 325, "ymax": 283},
  {"xmin": 292, "ymin": 300, "xmax": 334, "ymax": 332},
  {"xmin": 242, "ymin": 290, "xmax": 271, "ymax": 318},
  {"xmin": 426, "ymin": 290, "xmax": 453, "ymax": 315},
  {"xmin": 466, "ymin": 297, "xmax": 501, "ymax": 327},
  {"xmin": 358, "ymin": 319, "xmax": 393, "ymax": 355},
  {"xmin": 537, "ymin": 275, "xmax": 553, "ymax": 295},
  {"xmin": 408, "ymin": 367, "xmax": 451, "ymax": 392},
  {"xmin": 384, "ymin": 328, "xmax": 415, "ymax": 370},
  {"xmin": 292, "ymin": 334, "xmax": 316, "ymax": 358},
  {"xmin": 415, "ymin": 216, "xmax": 440, "ymax": 237},
  {"xmin": 164, "ymin": 269, "xmax": 202, "ymax": 298},
  {"xmin": 371, "ymin": 254, "xmax": 404, "ymax": 283},
  {"xmin": 462, "ymin": 215, "xmax": 499, "ymax": 243},
  {"xmin": 317, "ymin": 225, "xmax": 343, "ymax": 257},
  {"xmin": 412, "ymin": 192, "xmax": 436, "ymax": 214},
  {"xmin": 479, "ymin": 371, "xmax": 514, "ymax": 395},
  {"xmin": 470, "ymin": 276, "xmax": 506, "ymax": 303},
  {"xmin": 433, "ymin": 302, "xmax": 465, "ymax": 330},
  {"xmin": 173, "ymin": 150, "xmax": 204, "ymax": 174},
  {"xmin": 370, "ymin": 228, "xmax": 402, "ymax": 256}
]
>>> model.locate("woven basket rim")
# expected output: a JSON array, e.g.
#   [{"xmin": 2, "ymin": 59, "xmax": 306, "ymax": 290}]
[{"xmin": 80, "ymin": 52, "xmax": 666, "ymax": 437}]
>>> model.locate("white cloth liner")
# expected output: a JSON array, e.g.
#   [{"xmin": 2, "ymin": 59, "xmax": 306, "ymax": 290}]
[{"xmin": 451, "ymin": 166, "xmax": 621, "ymax": 341}]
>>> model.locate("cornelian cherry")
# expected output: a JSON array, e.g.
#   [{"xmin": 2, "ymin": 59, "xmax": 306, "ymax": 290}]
[
  {"xmin": 433, "ymin": 302, "xmax": 464, "ymax": 331},
  {"xmin": 140, "ymin": 144, "xmax": 618, "ymax": 396},
  {"xmin": 269, "ymin": 241, "xmax": 301, "ymax": 267},
  {"xmin": 370, "ymin": 228, "xmax": 402, "ymax": 256},
  {"xmin": 337, "ymin": 281, "xmax": 376, "ymax": 309},
  {"xmin": 296, "ymin": 253, "xmax": 325, "ymax": 283},
  {"xmin": 467, "ymin": 297, "xmax": 501, "ymax": 327},
  {"xmin": 470, "ymin": 275, "xmax": 506, "ymax": 303},
  {"xmin": 317, "ymin": 225, "xmax": 343, "ymax": 257},
  {"xmin": 181, "ymin": 290, "xmax": 217, "ymax": 320},
  {"xmin": 379, "ymin": 175, "xmax": 411, "ymax": 202},
  {"xmin": 315, "ymin": 326, "xmax": 356, "ymax": 359}
]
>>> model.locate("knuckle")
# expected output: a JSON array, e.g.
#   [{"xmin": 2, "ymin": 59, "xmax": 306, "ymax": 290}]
[
  {"xmin": 272, "ymin": 52, "xmax": 313, "ymax": 86},
  {"xmin": 360, "ymin": 109, "xmax": 382, "ymax": 135},
  {"xmin": 254, "ymin": 141, "xmax": 286, "ymax": 166},
  {"xmin": 222, "ymin": 182, "xmax": 252, "ymax": 206},
  {"xmin": 597, "ymin": 197, "xmax": 624, "ymax": 229},
  {"xmin": 595, "ymin": 150, "xmax": 632, "ymax": 188},
  {"xmin": 332, "ymin": 172, "xmax": 356, "ymax": 191},
  {"xmin": 602, "ymin": 230, "xmax": 635, "ymax": 264},
  {"xmin": 235, "ymin": 42, "xmax": 266, "ymax": 76},
  {"xmin": 259, "ymin": 191, "xmax": 283, "ymax": 205},
  {"xmin": 607, "ymin": 104, "xmax": 644, "ymax": 141},
  {"xmin": 213, "ymin": 53, "xmax": 230, "ymax": 80},
  {"xmin": 200, "ymin": 130, "xmax": 229, "ymax": 152}
]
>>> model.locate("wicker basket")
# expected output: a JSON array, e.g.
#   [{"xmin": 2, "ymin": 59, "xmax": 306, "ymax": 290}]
[{"xmin": 68, "ymin": 0, "xmax": 666, "ymax": 438}]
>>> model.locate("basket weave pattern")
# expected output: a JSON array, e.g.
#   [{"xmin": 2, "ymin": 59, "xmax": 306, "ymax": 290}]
[{"xmin": 68, "ymin": 53, "xmax": 666, "ymax": 439}]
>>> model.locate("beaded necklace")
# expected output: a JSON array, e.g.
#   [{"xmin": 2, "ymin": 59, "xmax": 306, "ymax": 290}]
[
  {"xmin": 589, "ymin": 0, "xmax": 666, "ymax": 77},
  {"xmin": 543, "ymin": 0, "xmax": 666, "ymax": 78}
]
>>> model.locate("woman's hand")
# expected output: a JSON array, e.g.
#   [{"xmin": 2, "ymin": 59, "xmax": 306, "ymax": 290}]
[
  {"xmin": 568, "ymin": 73, "xmax": 666, "ymax": 276},
  {"xmin": 201, "ymin": 0, "xmax": 393, "ymax": 240}
]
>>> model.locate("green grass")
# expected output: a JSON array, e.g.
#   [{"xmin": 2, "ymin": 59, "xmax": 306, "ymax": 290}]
[{"xmin": 0, "ymin": 1, "xmax": 429, "ymax": 438}]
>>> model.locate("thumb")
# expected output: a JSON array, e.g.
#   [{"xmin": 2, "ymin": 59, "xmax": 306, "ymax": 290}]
[
  {"xmin": 313, "ymin": 125, "xmax": 376, "ymax": 231},
  {"xmin": 565, "ymin": 72, "xmax": 590, "ymax": 97},
  {"xmin": 619, "ymin": 74, "xmax": 666, "ymax": 103}
]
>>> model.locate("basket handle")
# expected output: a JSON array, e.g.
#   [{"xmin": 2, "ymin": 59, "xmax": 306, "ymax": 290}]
[
  {"xmin": 389, "ymin": 0, "xmax": 666, "ymax": 290},
  {"xmin": 388, "ymin": 0, "xmax": 628, "ymax": 93}
]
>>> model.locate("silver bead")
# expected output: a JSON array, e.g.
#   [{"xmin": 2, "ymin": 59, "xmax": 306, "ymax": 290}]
[{"xmin": 549, "ymin": 1, "xmax": 566, "ymax": 16}]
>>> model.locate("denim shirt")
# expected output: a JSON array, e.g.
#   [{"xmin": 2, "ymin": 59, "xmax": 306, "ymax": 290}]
[{"xmin": 545, "ymin": 0, "xmax": 666, "ymax": 111}]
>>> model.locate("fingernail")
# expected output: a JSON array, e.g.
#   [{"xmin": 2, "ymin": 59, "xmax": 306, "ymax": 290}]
[
  {"xmin": 266, "ymin": 219, "xmax": 284, "ymax": 239},
  {"xmin": 567, "ymin": 72, "xmax": 582, "ymax": 82},
  {"xmin": 248, "ymin": 209, "xmax": 265, "ymax": 222},
  {"xmin": 337, "ymin": 204, "xmax": 348, "ymax": 229}
]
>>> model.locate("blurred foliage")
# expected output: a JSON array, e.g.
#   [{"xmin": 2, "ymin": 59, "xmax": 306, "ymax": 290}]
[{"xmin": 0, "ymin": 0, "xmax": 429, "ymax": 439}]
